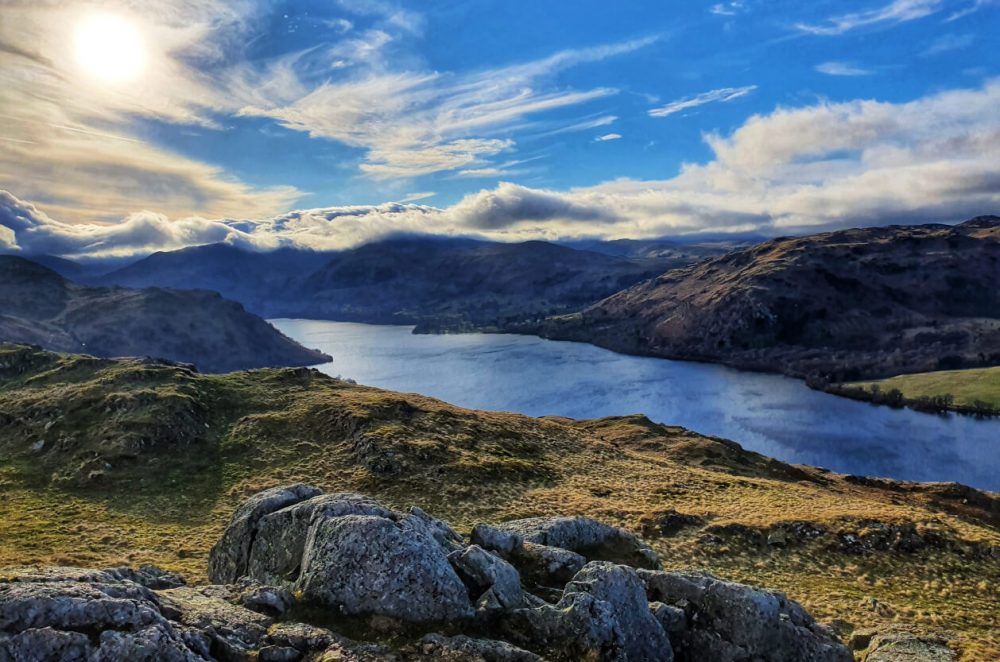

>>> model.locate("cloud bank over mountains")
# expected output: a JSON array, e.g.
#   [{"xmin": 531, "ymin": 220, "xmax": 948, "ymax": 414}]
[{"xmin": 2, "ymin": 75, "xmax": 998, "ymax": 259}]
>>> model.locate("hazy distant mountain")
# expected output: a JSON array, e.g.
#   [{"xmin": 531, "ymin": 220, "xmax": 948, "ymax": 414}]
[
  {"xmin": 0, "ymin": 256, "xmax": 330, "ymax": 372},
  {"xmin": 96, "ymin": 244, "xmax": 336, "ymax": 314},
  {"xmin": 100, "ymin": 236, "xmax": 737, "ymax": 330},
  {"xmin": 539, "ymin": 217, "xmax": 1000, "ymax": 382}
]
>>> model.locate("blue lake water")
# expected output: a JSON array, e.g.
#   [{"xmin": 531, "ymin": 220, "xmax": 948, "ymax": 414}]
[{"xmin": 272, "ymin": 319, "xmax": 1000, "ymax": 492}]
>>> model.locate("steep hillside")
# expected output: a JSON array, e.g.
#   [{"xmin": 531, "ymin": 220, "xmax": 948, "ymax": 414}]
[
  {"xmin": 99, "ymin": 237, "xmax": 722, "ymax": 331},
  {"xmin": 539, "ymin": 217, "xmax": 1000, "ymax": 382},
  {"xmin": 0, "ymin": 345, "xmax": 997, "ymax": 659},
  {"xmin": 0, "ymin": 256, "xmax": 330, "ymax": 372}
]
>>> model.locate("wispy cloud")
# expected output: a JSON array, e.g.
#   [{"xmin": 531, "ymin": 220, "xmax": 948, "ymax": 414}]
[
  {"xmin": 815, "ymin": 61, "xmax": 874, "ymax": 76},
  {"xmin": 923, "ymin": 33, "xmax": 975, "ymax": 56},
  {"xmin": 648, "ymin": 85, "xmax": 757, "ymax": 118},
  {"xmin": 709, "ymin": 2, "xmax": 746, "ymax": 17},
  {"xmin": 595, "ymin": 133, "xmax": 622, "ymax": 142},
  {"xmin": 399, "ymin": 191, "xmax": 435, "ymax": 202},
  {"xmin": 238, "ymin": 37, "xmax": 655, "ymax": 179},
  {"xmin": 796, "ymin": 0, "xmax": 943, "ymax": 35},
  {"xmin": 946, "ymin": 0, "xmax": 998, "ymax": 21}
]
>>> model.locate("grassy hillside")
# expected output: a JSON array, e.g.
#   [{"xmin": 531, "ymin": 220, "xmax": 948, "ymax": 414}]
[
  {"xmin": 538, "ymin": 216, "xmax": 1000, "ymax": 383},
  {"xmin": 846, "ymin": 366, "xmax": 1000, "ymax": 414},
  {"xmin": 0, "ymin": 344, "xmax": 998, "ymax": 659}
]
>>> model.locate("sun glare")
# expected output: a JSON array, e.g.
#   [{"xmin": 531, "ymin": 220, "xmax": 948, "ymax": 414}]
[{"xmin": 73, "ymin": 14, "xmax": 146, "ymax": 83}]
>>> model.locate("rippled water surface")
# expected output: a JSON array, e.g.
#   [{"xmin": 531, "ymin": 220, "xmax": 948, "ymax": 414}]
[{"xmin": 273, "ymin": 319, "xmax": 1000, "ymax": 491}]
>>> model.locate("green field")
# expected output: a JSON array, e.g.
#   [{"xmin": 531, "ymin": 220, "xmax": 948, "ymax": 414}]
[{"xmin": 850, "ymin": 366, "xmax": 1000, "ymax": 411}]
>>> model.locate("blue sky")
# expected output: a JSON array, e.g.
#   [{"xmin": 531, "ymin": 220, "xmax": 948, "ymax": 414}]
[{"xmin": 0, "ymin": 0, "xmax": 998, "ymax": 257}]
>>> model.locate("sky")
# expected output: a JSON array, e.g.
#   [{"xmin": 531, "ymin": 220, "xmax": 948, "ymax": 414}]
[{"xmin": 0, "ymin": 0, "xmax": 998, "ymax": 258}]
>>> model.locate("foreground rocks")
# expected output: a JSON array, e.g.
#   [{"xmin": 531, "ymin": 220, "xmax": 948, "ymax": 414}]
[{"xmin": 0, "ymin": 486, "xmax": 860, "ymax": 661}]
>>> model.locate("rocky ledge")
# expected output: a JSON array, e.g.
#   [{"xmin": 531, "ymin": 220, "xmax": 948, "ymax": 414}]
[{"xmin": 0, "ymin": 485, "xmax": 867, "ymax": 661}]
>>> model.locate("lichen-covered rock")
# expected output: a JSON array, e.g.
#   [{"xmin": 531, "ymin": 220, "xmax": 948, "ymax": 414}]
[
  {"xmin": 211, "ymin": 487, "xmax": 474, "ymax": 624},
  {"xmin": 498, "ymin": 562, "xmax": 673, "ymax": 661},
  {"xmin": 862, "ymin": 631, "xmax": 956, "ymax": 661},
  {"xmin": 495, "ymin": 516, "xmax": 661, "ymax": 569},
  {"xmin": 208, "ymin": 483, "xmax": 323, "ymax": 584},
  {"xmin": 297, "ymin": 514, "xmax": 473, "ymax": 622},
  {"xmin": 639, "ymin": 570, "xmax": 852, "ymax": 662},
  {"xmin": 0, "ymin": 571, "xmax": 208, "ymax": 661},
  {"xmin": 470, "ymin": 524, "xmax": 524, "ymax": 557},
  {"xmin": 510, "ymin": 541, "xmax": 586, "ymax": 589},
  {"xmin": 157, "ymin": 585, "xmax": 274, "ymax": 659},
  {"xmin": 448, "ymin": 545, "xmax": 525, "ymax": 610},
  {"xmin": 414, "ymin": 633, "xmax": 542, "ymax": 661}
]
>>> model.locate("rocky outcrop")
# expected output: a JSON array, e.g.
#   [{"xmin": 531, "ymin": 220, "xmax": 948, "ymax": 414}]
[
  {"xmin": 639, "ymin": 569, "xmax": 853, "ymax": 662},
  {"xmin": 1, "ymin": 486, "xmax": 860, "ymax": 661},
  {"xmin": 210, "ymin": 486, "xmax": 473, "ymax": 623}
]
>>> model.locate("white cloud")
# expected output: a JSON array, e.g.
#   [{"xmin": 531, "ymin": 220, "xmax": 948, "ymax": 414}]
[
  {"xmin": 815, "ymin": 61, "xmax": 874, "ymax": 76},
  {"xmin": 595, "ymin": 133, "xmax": 622, "ymax": 142},
  {"xmin": 797, "ymin": 0, "xmax": 943, "ymax": 35},
  {"xmin": 648, "ymin": 86, "xmax": 757, "ymax": 118},
  {"xmin": 6, "ymin": 80, "xmax": 998, "ymax": 257}
]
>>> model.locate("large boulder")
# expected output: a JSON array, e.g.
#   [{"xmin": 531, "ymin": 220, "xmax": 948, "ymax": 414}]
[
  {"xmin": 638, "ymin": 570, "xmax": 852, "ymax": 662},
  {"xmin": 211, "ymin": 486, "xmax": 473, "ymax": 623},
  {"xmin": 861, "ymin": 631, "xmax": 956, "ymax": 661},
  {"xmin": 509, "ymin": 542, "xmax": 586, "ymax": 591},
  {"xmin": 297, "ymin": 514, "xmax": 473, "ymax": 622},
  {"xmin": 498, "ymin": 562, "xmax": 673, "ymax": 661},
  {"xmin": 493, "ymin": 516, "xmax": 661, "ymax": 569},
  {"xmin": 208, "ymin": 483, "xmax": 323, "ymax": 584}
]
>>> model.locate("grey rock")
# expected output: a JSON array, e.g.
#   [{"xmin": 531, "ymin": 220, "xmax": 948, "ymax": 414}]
[
  {"xmin": 213, "ymin": 487, "xmax": 475, "ymax": 624},
  {"xmin": 448, "ymin": 545, "xmax": 525, "ymax": 610},
  {"xmin": 248, "ymin": 492, "xmax": 398, "ymax": 587},
  {"xmin": 470, "ymin": 524, "xmax": 524, "ymax": 557},
  {"xmin": 639, "ymin": 570, "xmax": 852, "ymax": 662},
  {"xmin": 863, "ymin": 631, "xmax": 956, "ymax": 661},
  {"xmin": 498, "ymin": 562, "xmax": 672, "ymax": 662},
  {"xmin": 296, "ymin": 514, "xmax": 473, "ymax": 622},
  {"xmin": 157, "ymin": 585, "xmax": 273, "ymax": 658},
  {"xmin": 495, "ymin": 516, "xmax": 661, "ymax": 569},
  {"xmin": 650, "ymin": 601, "xmax": 686, "ymax": 636},
  {"xmin": 415, "ymin": 633, "xmax": 542, "ymax": 661},
  {"xmin": 510, "ymin": 541, "xmax": 586, "ymax": 589},
  {"xmin": 208, "ymin": 483, "xmax": 323, "ymax": 584},
  {"xmin": 0, "ymin": 571, "xmax": 207, "ymax": 661},
  {"xmin": 406, "ymin": 506, "xmax": 465, "ymax": 554}
]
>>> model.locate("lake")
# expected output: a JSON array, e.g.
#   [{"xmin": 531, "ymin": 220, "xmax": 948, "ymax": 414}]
[{"xmin": 272, "ymin": 319, "xmax": 1000, "ymax": 492}]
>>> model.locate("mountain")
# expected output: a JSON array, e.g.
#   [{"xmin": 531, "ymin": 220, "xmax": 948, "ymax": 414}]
[
  {"xmin": 288, "ymin": 237, "xmax": 676, "ymax": 330},
  {"xmin": 539, "ymin": 216, "xmax": 1000, "ymax": 382},
  {"xmin": 0, "ymin": 256, "xmax": 330, "ymax": 372},
  {"xmin": 0, "ymin": 345, "xmax": 996, "ymax": 658},
  {"xmin": 98, "ymin": 236, "xmax": 737, "ymax": 331},
  {"xmin": 94, "ymin": 243, "xmax": 337, "ymax": 313}
]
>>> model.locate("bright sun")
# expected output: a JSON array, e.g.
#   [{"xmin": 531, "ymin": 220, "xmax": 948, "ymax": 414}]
[{"xmin": 73, "ymin": 14, "xmax": 146, "ymax": 83}]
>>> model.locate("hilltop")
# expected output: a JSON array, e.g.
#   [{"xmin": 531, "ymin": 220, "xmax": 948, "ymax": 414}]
[
  {"xmin": 0, "ymin": 345, "xmax": 997, "ymax": 659},
  {"xmin": 0, "ymin": 256, "xmax": 330, "ymax": 372},
  {"xmin": 538, "ymin": 217, "xmax": 1000, "ymax": 382}
]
